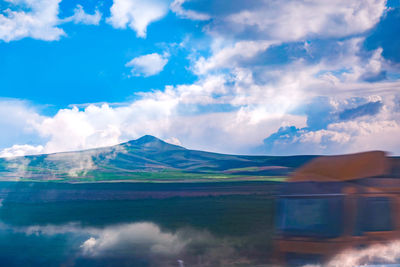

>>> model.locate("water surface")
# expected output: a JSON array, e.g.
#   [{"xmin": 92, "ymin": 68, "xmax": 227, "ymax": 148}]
[{"xmin": 0, "ymin": 182, "xmax": 276, "ymax": 266}]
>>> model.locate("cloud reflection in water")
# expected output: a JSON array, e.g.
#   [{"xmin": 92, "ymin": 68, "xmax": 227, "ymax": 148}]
[{"xmin": 0, "ymin": 221, "xmax": 248, "ymax": 266}]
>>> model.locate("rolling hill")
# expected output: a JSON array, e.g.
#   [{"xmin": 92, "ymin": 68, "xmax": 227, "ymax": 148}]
[{"xmin": 0, "ymin": 135, "xmax": 316, "ymax": 183}]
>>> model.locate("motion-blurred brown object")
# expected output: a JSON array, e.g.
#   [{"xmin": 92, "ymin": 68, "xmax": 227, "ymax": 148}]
[
  {"xmin": 289, "ymin": 151, "xmax": 388, "ymax": 182},
  {"xmin": 275, "ymin": 151, "xmax": 400, "ymax": 266}
]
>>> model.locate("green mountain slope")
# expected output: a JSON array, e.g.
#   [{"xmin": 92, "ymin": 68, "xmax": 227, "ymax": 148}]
[{"xmin": 0, "ymin": 135, "xmax": 316, "ymax": 183}]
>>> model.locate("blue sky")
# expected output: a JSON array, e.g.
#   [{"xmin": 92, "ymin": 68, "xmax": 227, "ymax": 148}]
[
  {"xmin": 1, "ymin": 0, "xmax": 400, "ymax": 156},
  {"xmin": 0, "ymin": 0, "xmax": 201, "ymax": 108}
]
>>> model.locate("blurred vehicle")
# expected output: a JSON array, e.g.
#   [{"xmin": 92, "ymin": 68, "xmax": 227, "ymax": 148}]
[{"xmin": 273, "ymin": 151, "xmax": 400, "ymax": 266}]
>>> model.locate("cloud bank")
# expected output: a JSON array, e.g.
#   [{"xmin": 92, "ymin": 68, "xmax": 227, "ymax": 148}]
[{"xmin": 1, "ymin": 0, "xmax": 400, "ymax": 157}]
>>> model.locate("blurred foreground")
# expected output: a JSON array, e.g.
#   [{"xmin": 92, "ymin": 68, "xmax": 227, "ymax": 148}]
[
  {"xmin": 274, "ymin": 151, "xmax": 400, "ymax": 266},
  {"xmin": 0, "ymin": 151, "xmax": 399, "ymax": 266}
]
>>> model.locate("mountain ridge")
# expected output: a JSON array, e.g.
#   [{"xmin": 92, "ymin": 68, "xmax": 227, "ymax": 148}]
[{"xmin": 0, "ymin": 135, "xmax": 316, "ymax": 183}]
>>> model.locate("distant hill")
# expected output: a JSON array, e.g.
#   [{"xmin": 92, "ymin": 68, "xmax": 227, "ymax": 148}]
[{"xmin": 0, "ymin": 135, "xmax": 316, "ymax": 183}]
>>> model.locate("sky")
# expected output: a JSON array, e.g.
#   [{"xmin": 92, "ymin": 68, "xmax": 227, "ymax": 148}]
[{"xmin": 0, "ymin": 0, "xmax": 400, "ymax": 157}]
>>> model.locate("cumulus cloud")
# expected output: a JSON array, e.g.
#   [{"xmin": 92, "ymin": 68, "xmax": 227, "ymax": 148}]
[
  {"xmin": 0, "ymin": 0, "xmax": 64, "ymax": 42},
  {"xmin": 62, "ymin": 5, "xmax": 102, "ymax": 25},
  {"xmin": 263, "ymin": 96, "xmax": 400, "ymax": 155},
  {"xmin": 0, "ymin": 144, "xmax": 44, "ymax": 158},
  {"xmin": 0, "ymin": 1, "xmax": 103, "ymax": 42},
  {"xmin": 194, "ymin": 40, "xmax": 276, "ymax": 75},
  {"xmin": 2, "ymin": 45, "xmax": 400, "ymax": 157},
  {"xmin": 80, "ymin": 222, "xmax": 187, "ymax": 256},
  {"xmin": 170, "ymin": 0, "xmax": 399, "ymax": 157},
  {"xmin": 182, "ymin": 1, "xmax": 392, "ymax": 114},
  {"xmin": 1, "ymin": 0, "xmax": 399, "ymax": 157},
  {"xmin": 202, "ymin": 0, "xmax": 387, "ymax": 42},
  {"xmin": 1, "ymin": 50, "xmax": 399, "ymax": 157},
  {"xmin": 0, "ymin": 75, "xmax": 306, "ymax": 157},
  {"xmin": 0, "ymin": 99, "xmax": 46, "ymax": 150},
  {"xmin": 126, "ymin": 53, "xmax": 169, "ymax": 77},
  {"xmin": 107, "ymin": 0, "xmax": 170, "ymax": 38}
]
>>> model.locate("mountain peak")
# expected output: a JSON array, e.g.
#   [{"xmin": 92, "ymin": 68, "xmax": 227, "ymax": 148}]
[
  {"xmin": 134, "ymin": 135, "xmax": 163, "ymax": 144},
  {"xmin": 124, "ymin": 135, "xmax": 184, "ymax": 151}
]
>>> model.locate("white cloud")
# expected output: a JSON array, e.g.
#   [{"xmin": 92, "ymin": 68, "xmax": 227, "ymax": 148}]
[
  {"xmin": 62, "ymin": 5, "xmax": 102, "ymax": 25},
  {"xmin": 194, "ymin": 40, "xmax": 276, "ymax": 75},
  {"xmin": 80, "ymin": 222, "xmax": 186, "ymax": 256},
  {"xmin": 0, "ymin": 99, "xmax": 45, "ymax": 149},
  {"xmin": 263, "ymin": 95, "xmax": 400, "ymax": 155},
  {"xmin": 0, "ymin": 144, "xmax": 44, "ymax": 158},
  {"xmin": 0, "ymin": 0, "xmax": 399, "ymax": 157},
  {"xmin": 1, "ymin": 40, "xmax": 399, "ymax": 157},
  {"xmin": 320, "ymin": 119, "xmax": 400, "ymax": 153},
  {"xmin": 1, "ymin": 221, "xmax": 240, "ymax": 265},
  {"xmin": 170, "ymin": 0, "xmax": 210, "ymax": 21},
  {"xmin": 179, "ymin": 1, "xmax": 391, "ymax": 135},
  {"xmin": 1, "ymin": 221, "xmax": 191, "ymax": 256},
  {"xmin": 2, "ymin": 39, "xmax": 399, "ymax": 157},
  {"xmin": 1, "ymin": 66, "xmax": 400, "ymax": 157},
  {"xmin": 0, "ymin": 1, "xmax": 104, "ymax": 42},
  {"xmin": 33, "ymin": 105, "xmax": 124, "ymax": 153},
  {"xmin": 126, "ymin": 53, "xmax": 169, "ymax": 77},
  {"xmin": 107, "ymin": 0, "xmax": 170, "ymax": 38},
  {"xmin": 0, "ymin": 75, "xmax": 307, "ymax": 157},
  {"xmin": 309, "ymin": 240, "xmax": 400, "ymax": 267},
  {"xmin": 0, "ymin": 0, "xmax": 64, "ymax": 42},
  {"xmin": 211, "ymin": 0, "xmax": 387, "ymax": 42}
]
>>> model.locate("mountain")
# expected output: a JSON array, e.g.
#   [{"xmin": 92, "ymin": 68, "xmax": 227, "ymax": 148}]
[{"xmin": 0, "ymin": 135, "xmax": 316, "ymax": 183}]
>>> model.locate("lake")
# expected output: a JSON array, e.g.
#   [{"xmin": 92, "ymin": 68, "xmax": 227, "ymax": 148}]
[{"xmin": 0, "ymin": 182, "xmax": 277, "ymax": 266}]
